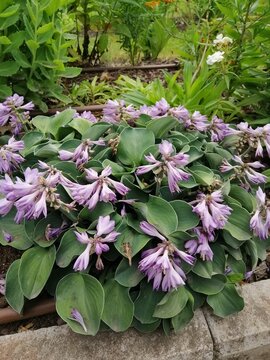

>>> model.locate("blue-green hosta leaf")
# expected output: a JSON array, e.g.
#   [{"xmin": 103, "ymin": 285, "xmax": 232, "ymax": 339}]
[
  {"xmin": 21, "ymin": 131, "xmax": 44, "ymax": 156},
  {"xmin": 79, "ymin": 202, "xmax": 114, "ymax": 223},
  {"xmin": 192, "ymin": 259, "xmax": 213, "ymax": 279},
  {"xmin": 56, "ymin": 229, "xmax": 85, "ymax": 268},
  {"xmin": 146, "ymin": 116, "xmax": 178, "ymax": 138},
  {"xmin": 32, "ymin": 109, "xmax": 75, "ymax": 138},
  {"xmin": 56, "ymin": 273, "xmax": 104, "ymax": 335},
  {"xmin": 82, "ymin": 122, "xmax": 112, "ymax": 140},
  {"xmin": 117, "ymin": 127, "xmax": 155, "ymax": 165},
  {"xmin": 114, "ymin": 226, "xmax": 151, "ymax": 258},
  {"xmin": 188, "ymin": 274, "xmax": 227, "ymax": 295},
  {"xmin": 19, "ymin": 245, "xmax": 56, "ymax": 299},
  {"xmin": 5, "ymin": 259, "xmax": 24, "ymax": 313},
  {"xmin": 141, "ymin": 195, "xmax": 178, "ymax": 236},
  {"xmin": 189, "ymin": 164, "xmax": 215, "ymax": 186},
  {"xmin": 0, "ymin": 209, "xmax": 33, "ymax": 250},
  {"xmin": 102, "ymin": 279, "xmax": 134, "ymax": 332},
  {"xmin": 134, "ymin": 282, "xmax": 164, "ymax": 324},
  {"xmin": 170, "ymin": 200, "xmax": 199, "ymax": 231},
  {"xmin": 171, "ymin": 302, "xmax": 194, "ymax": 332},
  {"xmin": 33, "ymin": 213, "xmax": 64, "ymax": 247},
  {"xmin": 132, "ymin": 318, "xmax": 161, "ymax": 333},
  {"xmin": 224, "ymin": 203, "xmax": 252, "ymax": 240},
  {"xmin": 68, "ymin": 118, "xmax": 92, "ymax": 135},
  {"xmin": 211, "ymin": 243, "xmax": 226, "ymax": 274},
  {"xmin": 153, "ymin": 286, "xmax": 189, "ymax": 319},
  {"xmin": 115, "ymin": 258, "xmax": 144, "ymax": 287},
  {"xmin": 229, "ymin": 185, "xmax": 255, "ymax": 213},
  {"xmin": 207, "ymin": 284, "xmax": 244, "ymax": 317}
]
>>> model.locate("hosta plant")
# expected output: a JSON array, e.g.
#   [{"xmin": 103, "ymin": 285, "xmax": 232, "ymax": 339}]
[{"xmin": 0, "ymin": 94, "xmax": 270, "ymax": 335}]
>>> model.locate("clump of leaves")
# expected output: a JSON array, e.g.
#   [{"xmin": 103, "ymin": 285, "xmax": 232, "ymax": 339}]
[{"xmin": 1, "ymin": 94, "xmax": 270, "ymax": 335}]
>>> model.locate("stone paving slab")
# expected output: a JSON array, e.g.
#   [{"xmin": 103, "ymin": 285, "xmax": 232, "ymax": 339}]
[
  {"xmin": 0, "ymin": 309, "xmax": 213, "ymax": 360},
  {"xmin": 203, "ymin": 279, "xmax": 270, "ymax": 360}
]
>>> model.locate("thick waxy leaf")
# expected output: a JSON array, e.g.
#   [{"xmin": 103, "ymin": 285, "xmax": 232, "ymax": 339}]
[
  {"xmin": 188, "ymin": 274, "xmax": 227, "ymax": 295},
  {"xmin": 56, "ymin": 230, "xmax": 85, "ymax": 268},
  {"xmin": 56, "ymin": 273, "xmax": 104, "ymax": 335},
  {"xmin": 134, "ymin": 282, "xmax": 164, "ymax": 324},
  {"xmin": 102, "ymin": 159, "xmax": 125, "ymax": 175},
  {"xmin": 33, "ymin": 213, "xmax": 64, "ymax": 247},
  {"xmin": 186, "ymin": 146, "xmax": 204, "ymax": 163},
  {"xmin": 79, "ymin": 202, "xmax": 114, "ymax": 223},
  {"xmin": 82, "ymin": 122, "xmax": 111, "ymax": 140},
  {"xmin": 192, "ymin": 259, "xmax": 213, "ymax": 279},
  {"xmin": 172, "ymin": 302, "xmax": 194, "ymax": 332},
  {"xmin": 102, "ymin": 280, "xmax": 134, "ymax": 332},
  {"xmin": 212, "ymin": 243, "xmax": 226, "ymax": 274},
  {"xmin": 115, "ymin": 258, "xmax": 144, "ymax": 287},
  {"xmin": 32, "ymin": 109, "xmax": 75, "ymax": 138},
  {"xmin": 170, "ymin": 200, "xmax": 199, "ymax": 231},
  {"xmin": 205, "ymin": 153, "xmax": 224, "ymax": 169},
  {"xmin": 245, "ymin": 240, "xmax": 258, "ymax": 269},
  {"xmin": 117, "ymin": 127, "xmax": 155, "ymax": 165},
  {"xmin": 167, "ymin": 230, "xmax": 195, "ymax": 248},
  {"xmin": 0, "ymin": 210, "xmax": 33, "ymax": 250},
  {"xmin": 114, "ymin": 226, "xmax": 151, "ymax": 258},
  {"xmin": 21, "ymin": 131, "xmax": 44, "ymax": 156},
  {"xmin": 142, "ymin": 196, "xmax": 178, "ymax": 235},
  {"xmin": 146, "ymin": 116, "xmax": 178, "ymax": 138},
  {"xmin": 153, "ymin": 286, "xmax": 189, "ymax": 318},
  {"xmin": 227, "ymin": 256, "xmax": 246, "ymax": 274},
  {"xmin": 68, "ymin": 118, "xmax": 92, "ymax": 135},
  {"xmin": 132, "ymin": 318, "xmax": 161, "ymax": 333},
  {"xmin": 229, "ymin": 185, "xmax": 255, "ymax": 212},
  {"xmin": 19, "ymin": 246, "xmax": 56, "ymax": 299},
  {"xmin": 5, "ymin": 260, "xmax": 24, "ymax": 313},
  {"xmin": 207, "ymin": 284, "xmax": 244, "ymax": 317},
  {"xmin": 52, "ymin": 161, "xmax": 81, "ymax": 181},
  {"xmin": 189, "ymin": 164, "xmax": 215, "ymax": 185},
  {"xmin": 224, "ymin": 203, "xmax": 252, "ymax": 240}
]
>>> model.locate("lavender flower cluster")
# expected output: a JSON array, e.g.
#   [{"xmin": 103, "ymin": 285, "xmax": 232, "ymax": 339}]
[{"xmin": 0, "ymin": 94, "xmax": 34, "ymax": 135}]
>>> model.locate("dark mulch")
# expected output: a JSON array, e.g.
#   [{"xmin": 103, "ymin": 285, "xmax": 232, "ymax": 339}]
[
  {"xmin": 0, "ymin": 313, "xmax": 62, "ymax": 336},
  {"xmin": 0, "ymin": 246, "xmax": 21, "ymax": 275}
]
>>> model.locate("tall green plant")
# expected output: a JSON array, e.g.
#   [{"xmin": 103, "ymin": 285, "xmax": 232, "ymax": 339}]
[
  {"xmin": 72, "ymin": 0, "xmax": 119, "ymax": 65},
  {"xmin": 0, "ymin": 0, "xmax": 81, "ymax": 110},
  {"xmin": 113, "ymin": 0, "xmax": 175, "ymax": 65}
]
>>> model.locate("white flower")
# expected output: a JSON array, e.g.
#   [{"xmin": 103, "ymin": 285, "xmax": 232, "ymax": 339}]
[
  {"xmin": 213, "ymin": 34, "xmax": 233, "ymax": 46},
  {"xmin": 206, "ymin": 51, "xmax": 225, "ymax": 65}
]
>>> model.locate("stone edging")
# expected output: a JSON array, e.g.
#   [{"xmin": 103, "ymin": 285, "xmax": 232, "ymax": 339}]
[{"xmin": 0, "ymin": 279, "xmax": 269, "ymax": 360}]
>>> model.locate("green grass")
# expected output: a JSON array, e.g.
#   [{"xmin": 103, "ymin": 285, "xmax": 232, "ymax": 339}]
[{"xmin": 94, "ymin": 34, "xmax": 181, "ymax": 65}]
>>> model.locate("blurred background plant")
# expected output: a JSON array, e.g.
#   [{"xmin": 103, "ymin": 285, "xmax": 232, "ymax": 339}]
[
  {"xmin": 0, "ymin": 0, "xmax": 269, "ymax": 118},
  {"xmin": 69, "ymin": 76, "xmax": 116, "ymax": 105},
  {"xmin": 0, "ymin": 0, "xmax": 81, "ymax": 110}
]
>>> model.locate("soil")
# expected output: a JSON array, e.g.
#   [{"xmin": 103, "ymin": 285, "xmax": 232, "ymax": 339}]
[
  {"xmin": 64, "ymin": 67, "xmax": 177, "ymax": 88},
  {"xmin": 0, "ymin": 244, "xmax": 269, "ymax": 336},
  {"xmin": 0, "ymin": 313, "xmax": 62, "ymax": 336},
  {"xmin": 0, "ymin": 247, "xmax": 21, "ymax": 276}
]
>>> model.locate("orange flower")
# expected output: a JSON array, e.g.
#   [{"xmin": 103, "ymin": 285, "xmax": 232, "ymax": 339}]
[
  {"xmin": 145, "ymin": 1, "xmax": 160, "ymax": 8},
  {"xmin": 163, "ymin": 0, "xmax": 174, "ymax": 3}
]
